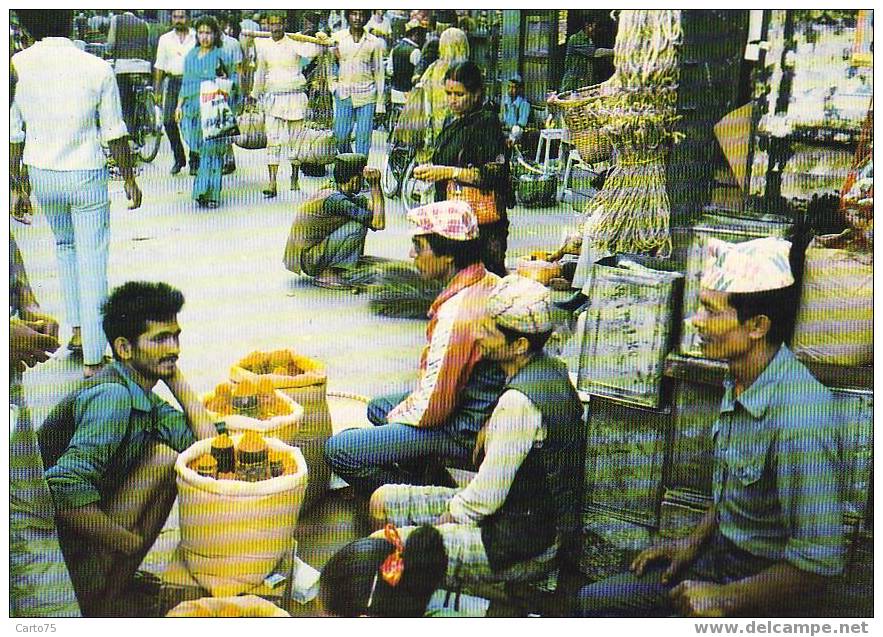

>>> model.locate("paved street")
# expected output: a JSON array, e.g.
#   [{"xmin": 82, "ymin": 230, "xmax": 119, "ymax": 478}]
[{"xmin": 15, "ymin": 129, "xmax": 582, "ymax": 424}]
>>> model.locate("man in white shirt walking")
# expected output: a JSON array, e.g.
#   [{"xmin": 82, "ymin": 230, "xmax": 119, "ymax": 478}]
[
  {"xmin": 154, "ymin": 10, "xmax": 196, "ymax": 175},
  {"xmin": 332, "ymin": 9, "xmax": 385, "ymax": 159},
  {"xmin": 251, "ymin": 11, "xmax": 318, "ymax": 196},
  {"xmin": 11, "ymin": 10, "xmax": 142, "ymax": 379}
]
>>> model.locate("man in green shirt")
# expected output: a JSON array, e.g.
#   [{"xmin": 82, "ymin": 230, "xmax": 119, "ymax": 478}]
[
  {"xmin": 40, "ymin": 281, "xmax": 220, "ymax": 616},
  {"xmin": 578, "ymin": 237, "xmax": 844, "ymax": 617},
  {"xmin": 560, "ymin": 11, "xmax": 613, "ymax": 93}
]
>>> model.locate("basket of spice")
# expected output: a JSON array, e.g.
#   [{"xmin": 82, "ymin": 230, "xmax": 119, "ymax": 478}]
[
  {"xmin": 203, "ymin": 378, "xmax": 303, "ymax": 444},
  {"xmin": 229, "ymin": 348, "xmax": 333, "ymax": 510},
  {"xmin": 175, "ymin": 432, "xmax": 308, "ymax": 597},
  {"xmin": 516, "ymin": 251, "xmax": 562, "ymax": 286}
]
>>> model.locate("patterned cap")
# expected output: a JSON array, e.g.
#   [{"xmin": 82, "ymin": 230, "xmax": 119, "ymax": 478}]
[
  {"xmin": 407, "ymin": 200, "xmax": 479, "ymax": 241},
  {"xmin": 700, "ymin": 237, "xmax": 794, "ymax": 293},
  {"xmin": 487, "ymin": 275, "xmax": 553, "ymax": 334}
]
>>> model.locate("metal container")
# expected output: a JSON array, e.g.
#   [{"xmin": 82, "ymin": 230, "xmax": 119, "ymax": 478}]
[
  {"xmin": 577, "ymin": 256, "xmax": 684, "ymax": 408},
  {"xmin": 679, "ymin": 211, "xmax": 792, "ymax": 357}
]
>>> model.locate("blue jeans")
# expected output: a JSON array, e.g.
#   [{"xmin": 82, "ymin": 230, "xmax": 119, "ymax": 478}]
[
  {"xmin": 577, "ymin": 532, "xmax": 777, "ymax": 617},
  {"xmin": 324, "ymin": 361, "xmax": 506, "ymax": 496},
  {"xmin": 333, "ymin": 95, "xmax": 376, "ymax": 157},
  {"xmin": 31, "ymin": 167, "xmax": 110, "ymax": 365}
]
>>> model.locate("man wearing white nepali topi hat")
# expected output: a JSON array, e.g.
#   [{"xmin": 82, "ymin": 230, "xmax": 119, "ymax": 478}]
[
  {"xmin": 325, "ymin": 199, "xmax": 506, "ymax": 498},
  {"xmin": 369, "ymin": 274, "xmax": 585, "ymax": 587},
  {"xmin": 579, "ymin": 237, "xmax": 844, "ymax": 617}
]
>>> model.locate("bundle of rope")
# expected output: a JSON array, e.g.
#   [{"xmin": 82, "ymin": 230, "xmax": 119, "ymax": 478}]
[{"xmin": 578, "ymin": 10, "xmax": 683, "ymax": 257}]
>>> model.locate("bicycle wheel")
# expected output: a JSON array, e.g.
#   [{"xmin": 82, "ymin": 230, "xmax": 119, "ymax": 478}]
[
  {"xmin": 381, "ymin": 143, "xmax": 411, "ymax": 198},
  {"xmin": 400, "ymin": 157, "xmax": 426, "ymax": 210},
  {"xmin": 136, "ymin": 90, "xmax": 162, "ymax": 163}
]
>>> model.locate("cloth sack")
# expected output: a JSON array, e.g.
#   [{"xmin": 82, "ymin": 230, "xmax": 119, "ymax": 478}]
[
  {"xmin": 791, "ymin": 234, "xmax": 873, "ymax": 366},
  {"xmin": 166, "ymin": 594, "xmax": 290, "ymax": 617},
  {"xmin": 234, "ymin": 103, "xmax": 266, "ymax": 149},
  {"xmin": 199, "ymin": 78, "xmax": 239, "ymax": 140},
  {"xmin": 202, "ymin": 389, "xmax": 303, "ymax": 442},
  {"xmin": 283, "ymin": 188, "xmax": 337, "ymax": 274},
  {"xmin": 292, "ymin": 127, "xmax": 336, "ymax": 164},
  {"xmin": 175, "ymin": 436, "xmax": 307, "ymax": 597},
  {"xmin": 447, "ymin": 180, "xmax": 500, "ymax": 224},
  {"xmin": 391, "ymin": 84, "xmax": 426, "ymax": 149},
  {"xmin": 230, "ymin": 351, "xmax": 333, "ymax": 510}
]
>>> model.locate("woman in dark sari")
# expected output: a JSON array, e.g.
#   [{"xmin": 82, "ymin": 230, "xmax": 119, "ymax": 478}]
[{"xmin": 413, "ymin": 60, "xmax": 512, "ymax": 276}]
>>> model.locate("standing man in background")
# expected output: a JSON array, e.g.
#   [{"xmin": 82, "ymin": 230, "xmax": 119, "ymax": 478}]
[
  {"xmin": 331, "ymin": 9, "xmax": 385, "ymax": 159},
  {"xmin": 154, "ymin": 10, "xmax": 196, "ymax": 176},
  {"xmin": 11, "ymin": 9, "xmax": 142, "ymax": 379}
]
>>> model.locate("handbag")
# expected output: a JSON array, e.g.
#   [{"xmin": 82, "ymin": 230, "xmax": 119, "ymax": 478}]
[
  {"xmin": 199, "ymin": 78, "xmax": 240, "ymax": 141},
  {"xmin": 446, "ymin": 180, "xmax": 500, "ymax": 225}
]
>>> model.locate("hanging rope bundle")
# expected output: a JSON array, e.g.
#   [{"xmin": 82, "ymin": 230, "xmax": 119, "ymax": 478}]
[
  {"xmin": 305, "ymin": 48, "xmax": 335, "ymax": 130},
  {"xmin": 571, "ymin": 9, "xmax": 683, "ymax": 257}
]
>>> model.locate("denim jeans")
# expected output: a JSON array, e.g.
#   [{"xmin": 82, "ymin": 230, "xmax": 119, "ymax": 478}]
[
  {"xmin": 30, "ymin": 167, "xmax": 110, "ymax": 365},
  {"xmin": 577, "ymin": 532, "xmax": 777, "ymax": 617},
  {"xmin": 333, "ymin": 95, "xmax": 376, "ymax": 157}
]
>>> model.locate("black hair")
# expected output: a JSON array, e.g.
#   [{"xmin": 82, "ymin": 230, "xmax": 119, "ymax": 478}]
[
  {"xmin": 333, "ymin": 153, "xmax": 367, "ymax": 185},
  {"xmin": 102, "ymin": 281, "xmax": 185, "ymax": 357},
  {"xmin": 498, "ymin": 324, "xmax": 552, "ymax": 353},
  {"xmin": 422, "ymin": 234, "xmax": 482, "ymax": 270},
  {"xmin": 193, "ymin": 14, "xmax": 223, "ymax": 48},
  {"xmin": 445, "ymin": 60, "xmax": 484, "ymax": 94},
  {"xmin": 16, "ymin": 10, "xmax": 73, "ymax": 40},
  {"xmin": 346, "ymin": 9, "xmax": 370, "ymax": 22},
  {"xmin": 303, "ymin": 11, "xmax": 321, "ymax": 26},
  {"xmin": 729, "ymin": 285, "xmax": 799, "ymax": 347},
  {"xmin": 319, "ymin": 525, "xmax": 447, "ymax": 617}
]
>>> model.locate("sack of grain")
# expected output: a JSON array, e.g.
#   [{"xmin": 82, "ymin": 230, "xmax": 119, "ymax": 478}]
[
  {"xmin": 175, "ymin": 436, "xmax": 307, "ymax": 597},
  {"xmin": 166, "ymin": 595, "xmax": 290, "ymax": 617},
  {"xmin": 230, "ymin": 349, "xmax": 333, "ymax": 509},
  {"xmin": 791, "ymin": 235, "xmax": 872, "ymax": 366}
]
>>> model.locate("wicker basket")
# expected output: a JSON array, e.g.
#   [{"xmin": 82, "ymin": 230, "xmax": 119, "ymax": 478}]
[{"xmin": 548, "ymin": 83, "xmax": 614, "ymax": 165}]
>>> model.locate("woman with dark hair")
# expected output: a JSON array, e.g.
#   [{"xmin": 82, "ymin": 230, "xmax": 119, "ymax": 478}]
[
  {"xmin": 413, "ymin": 60, "xmax": 512, "ymax": 276},
  {"xmin": 175, "ymin": 14, "xmax": 238, "ymax": 208},
  {"xmin": 320, "ymin": 524, "xmax": 448, "ymax": 617}
]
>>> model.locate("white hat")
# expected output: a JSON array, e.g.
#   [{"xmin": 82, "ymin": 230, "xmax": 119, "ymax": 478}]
[
  {"xmin": 487, "ymin": 275, "xmax": 553, "ymax": 334},
  {"xmin": 700, "ymin": 237, "xmax": 794, "ymax": 293},
  {"xmin": 407, "ymin": 200, "xmax": 479, "ymax": 241}
]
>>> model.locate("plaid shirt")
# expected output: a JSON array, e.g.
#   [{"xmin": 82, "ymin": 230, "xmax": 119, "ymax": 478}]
[{"xmin": 331, "ymin": 29, "xmax": 385, "ymax": 108}]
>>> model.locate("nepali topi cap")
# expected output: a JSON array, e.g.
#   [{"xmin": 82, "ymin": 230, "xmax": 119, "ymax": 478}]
[
  {"xmin": 407, "ymin": 200, "xmax": 479, "ymax": 241},
  {"xmin": 700, "ymin": 236, "xmax": 794, "ymax": 294},
  {"xmin": 487, "ymin": 275, "xmax": 553, "ymax": 334}
]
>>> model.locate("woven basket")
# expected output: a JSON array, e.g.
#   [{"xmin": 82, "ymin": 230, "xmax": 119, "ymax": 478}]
[{"xmin": 548, "ymin": 83, "xmax": 614, "ymax": 165}]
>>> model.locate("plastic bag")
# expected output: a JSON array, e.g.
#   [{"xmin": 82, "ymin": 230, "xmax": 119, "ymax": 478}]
[{"xmin": 200, "ymin": 78, "xmax": 239, "ymax": 140}]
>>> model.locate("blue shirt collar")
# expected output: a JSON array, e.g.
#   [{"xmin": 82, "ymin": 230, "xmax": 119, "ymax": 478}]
[
  {"xmin": 109, "ymin": 360, "xmax": 155, "ymax": 413},
  {"xmin": 721, "ymin": 344, "xmax": 792, "ymax": 419}
]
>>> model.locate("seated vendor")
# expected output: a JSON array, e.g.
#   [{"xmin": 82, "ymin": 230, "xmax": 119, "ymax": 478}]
[
  {"xmin": 500, "ymin": 74, "xmax": 530, "ymax": 145},
  {"xmin": 39, "ymin": 281, "xmax": 220, "ymax": 616},
  {"xmin": 300, "ymin": 152, "xmax": 386, "ymax": 289},
  {"xmin": 324, "ymin": 200, "xmax": 506, "ymax": 497},
  {"xmin": 367, "ymin": 275, "xmax": 585, "ymax": 588},
  {"xmin": 578, "ymin": 237, "xmax": 844, "ymax": 617}
]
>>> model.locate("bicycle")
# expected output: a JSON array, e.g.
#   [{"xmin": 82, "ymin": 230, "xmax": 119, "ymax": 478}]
[
  {"xmin": 129, "ymin": 76, "xmax": 162, "ymax": 163},
  {"xmin": 381, "ymin": 102, "xmax": 418, "ymax": 198}
]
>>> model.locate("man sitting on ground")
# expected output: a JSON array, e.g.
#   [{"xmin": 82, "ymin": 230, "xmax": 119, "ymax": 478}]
[
  {"xmin": 368, "ymin": 275, "xmax": 585, "ymax": 587},
  {"xmin": 284, "ymin": 153, "xmax": 386, "ymax": 289},
  {"xmin": 578, "ymin": 237, "xmax": 844, "ymax": 617},
  {"xmin": 324, "ymin": 200, "xmax": 506, "ymax": 498},
  {"xmin": 38, "ymin": 281, "xmax": 220, "ymax": 616}
]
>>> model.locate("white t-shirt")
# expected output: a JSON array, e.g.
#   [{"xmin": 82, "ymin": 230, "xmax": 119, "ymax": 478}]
[{"xmin": 154, "ymin": 27, "xmax": 196, "ymax": 76}]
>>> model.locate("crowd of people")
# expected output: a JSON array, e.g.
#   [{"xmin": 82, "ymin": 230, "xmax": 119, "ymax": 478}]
[{"xmin": 10, "ymin": 8, "xmax": 847, "ymax": 621}]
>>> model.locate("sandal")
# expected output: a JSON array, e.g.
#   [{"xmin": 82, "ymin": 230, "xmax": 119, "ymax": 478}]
[
  {"xmin": 262, "ymin": 187, "xmax": 277, "ymax": 199},
  {"xmin": 205, "ymin": 200, "xmax": 219, "ymax": 209},
  {"xmin": 11, "ymin": 209, "xmax": 33, "ymax": 225}
]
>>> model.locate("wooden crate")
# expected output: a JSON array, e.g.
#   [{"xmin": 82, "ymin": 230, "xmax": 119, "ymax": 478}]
[
  {"xmin": 583, "ymin": 395, "xmax": 671, "ymax": 527},
  {"xmin": 577, "ymin": 256, "xmax": 683, "ymax": 408}
]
